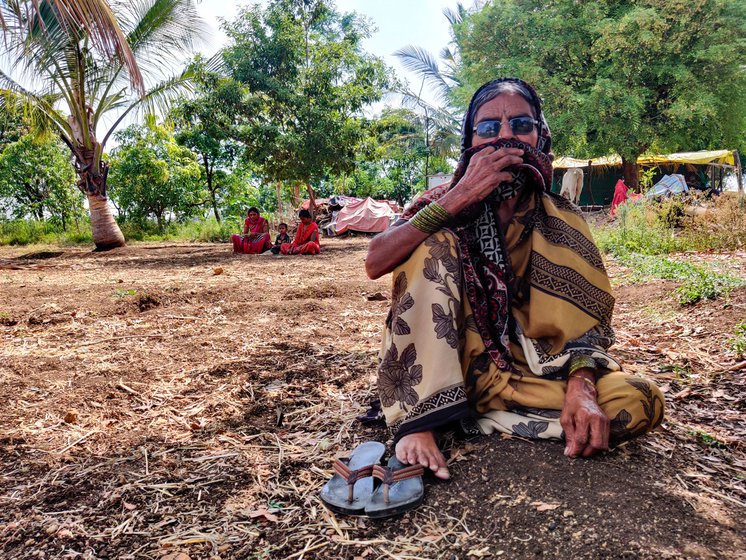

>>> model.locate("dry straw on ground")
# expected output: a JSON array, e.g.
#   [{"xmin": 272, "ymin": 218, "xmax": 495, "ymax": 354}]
[{"xmin": 1, "ymin": 238, "xmax": 744, "ymax": 559}]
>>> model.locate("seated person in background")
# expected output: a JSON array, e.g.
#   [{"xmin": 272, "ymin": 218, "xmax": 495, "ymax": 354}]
[
  {"xmin": 232, "ymin": 207, "xmax": 272, "ymax": 254},
  {"xmin": 271, "ymin": 223, "xmax": 292, "ymax": 255},
  {"xmin": 280, "ymin": 209, "xmax": 321, "ymax": 255},
  {"xmin": 275, "ymin": 223, "xmax": 292, "ymax": 246}
]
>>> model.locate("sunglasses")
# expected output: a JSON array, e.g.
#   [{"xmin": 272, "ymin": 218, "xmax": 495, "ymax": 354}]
[{"xmin": 473, "ymin": 116, "xmax": 539, "ymax": 137}]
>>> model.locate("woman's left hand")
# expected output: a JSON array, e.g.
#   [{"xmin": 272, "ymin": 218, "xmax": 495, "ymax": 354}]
[{"xmin": 560, "ymin": 372, "xmax": 610, "ymax": 458}]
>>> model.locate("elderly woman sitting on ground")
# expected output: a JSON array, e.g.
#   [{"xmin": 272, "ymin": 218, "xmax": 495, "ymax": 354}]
[{"xmin": 366, "ymin": 78, "xmax": 665, "ymax": 480}]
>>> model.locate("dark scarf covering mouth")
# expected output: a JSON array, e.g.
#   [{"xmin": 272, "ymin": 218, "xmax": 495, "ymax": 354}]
[{"xmin": 456, "ymin": 138, "xmax": 554, "ymax": 213}]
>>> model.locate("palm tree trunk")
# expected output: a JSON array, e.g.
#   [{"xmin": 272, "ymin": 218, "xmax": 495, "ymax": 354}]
[
  {"xmin": 204, "ymin": 158, "xmax": 220, "ymax": 222},
  {"xmin": 87, "ymin": 194, "xmax": 125, "ymax": 250},
  {"xmin": 73, "ymin": 139, "xmax": 126, "ymax": 249}
]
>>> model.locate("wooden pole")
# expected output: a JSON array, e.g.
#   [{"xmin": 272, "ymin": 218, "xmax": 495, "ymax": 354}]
[
  {"xmin": 586, "ymin": 160, "xmax": 595, "ymax": 205},
  {"xmin": 734, "ymin": 151, "xmax": 743, "ymax": 193}
]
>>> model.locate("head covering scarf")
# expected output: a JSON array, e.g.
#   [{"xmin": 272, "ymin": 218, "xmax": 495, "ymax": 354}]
[{"xmin": 402, "ymin": 78, "xmax": 619, "ymax": 383}]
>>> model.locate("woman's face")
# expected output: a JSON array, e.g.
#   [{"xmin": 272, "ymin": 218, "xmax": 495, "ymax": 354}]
[
  {"xmin": 248, "ymin": 210, "xmax": 259, "ymax": 220},
  {"xmin": 300, "ymin": 216, "xmax": 312, "ymax": 226},
  {"xmin": 472, "ymin": 93, "xmax": 539, "ymax": 149}
]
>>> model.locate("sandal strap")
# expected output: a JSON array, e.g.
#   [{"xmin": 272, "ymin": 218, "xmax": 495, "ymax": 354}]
[
  {"xmin": 372, "ymin": 463, "xmax": 425, "ymax": 486},
  {"xmin": 333, "ymin": 458, "xmax": 375, "ymax": 485}
]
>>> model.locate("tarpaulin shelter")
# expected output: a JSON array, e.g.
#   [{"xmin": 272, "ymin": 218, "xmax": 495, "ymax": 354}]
[
  {"xmin": 300, "ymin": 198, "xmax": 329, "ymax": 210},
  {"xmin": 551, "ymin": 149, "xmax": 743, "ymax": 206},
  {"xmin": 329, "ymin": 197, "xmax": 395, "ymax": 235},
  {"xmin": 646, "ymin": 174, "xmax": 688, "ymax": 197}
]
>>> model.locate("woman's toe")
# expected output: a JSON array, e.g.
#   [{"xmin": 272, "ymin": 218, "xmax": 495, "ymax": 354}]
[{"xmin": 434, "ymin": 466, "xmax": 451, "ymax": 480}]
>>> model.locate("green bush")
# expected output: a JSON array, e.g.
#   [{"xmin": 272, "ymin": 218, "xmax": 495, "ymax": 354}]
[
  {"xmin": 594, "ymin": 194, "xmax": 746, "ymax": 257},
  {"xmin": 0, "ymin": 220, "xmax": 58, "ymax": 245},
  {"xmin": 173, "ymin": 218, "xmax": 239, "ymax": 242},
  {"xmin": 0, "ymin": 218, "xmax": 92, "ymax": 246},
  {"xmin": 594, "ymin": 198, "xmax": 685, "ymax": 256},
  {"xmin": 116, "ymin": 217, "xmax": 240, "ymax": 243}
]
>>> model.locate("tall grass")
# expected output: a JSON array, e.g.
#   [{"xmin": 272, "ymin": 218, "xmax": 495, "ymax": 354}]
[
  {"xmin": 593, "ymin": 193, "xmax": 746, "ymax": 304},
  {"xmin": 0, "ymin": 220, "xmax": 92, "ymax": 245},
  {"xmin": 118, "ymin": 218, "xmax": 241, "ymax": 243},
  {"xmin": 593, "ymin": 192, "xmax": 746, "ymax": 256},
  {"xmin": 0, "ymin": 217, "xmax": 245, "ymax": 246}
]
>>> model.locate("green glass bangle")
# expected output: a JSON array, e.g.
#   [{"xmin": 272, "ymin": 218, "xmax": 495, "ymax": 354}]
[
  {"xmin": 568, "ymin": 354, "xmax": 597, "ymax": 378},
  {"xmin": 409, "ymin": 202, "xmax": 452, "ymax": 234}
]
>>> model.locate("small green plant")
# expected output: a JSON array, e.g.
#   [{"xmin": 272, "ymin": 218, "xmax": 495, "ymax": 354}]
[
  {"xmin": 613, "ymin": 252, "xmax": 745, "ymax": 305},
  {"xmin": 114, "ymin": 288, "xmax": 137, "ymax": 298},
  {"xmin": 656, "ymin": 197, "xmax": 686, "ymax": 229},
  {"xmin": 638, "ymin": 167, "xmax": 657, "ymax": 190},
  {"xmin": 688, "ymin": 429, "xmax": 727, "ymax": 448},
  {"xmin": 729, "ymin": 322, "xmax": 746, "ymax": 359},
  {"xmin": 658, "ymin": 363, "xmax": 693, "ymax": 381},
  {"xmin": 674, "ymin": 269, "xmax": 744, "ymax": 305}
]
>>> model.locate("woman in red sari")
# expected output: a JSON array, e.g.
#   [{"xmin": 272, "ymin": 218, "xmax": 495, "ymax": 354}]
[
  {"xmin": 281, "ymin": 209, "xmax": 321, "ymax": 255},
  {"xmin": 232, "ymin": 207, "xmax": 272, "ymax": 254}
]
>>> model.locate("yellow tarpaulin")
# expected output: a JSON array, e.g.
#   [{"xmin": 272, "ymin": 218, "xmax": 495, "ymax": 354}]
[
  {"xmin": 553, "ymin": 149, "xmax": 735, "ymax": 169},
  {"xmin": 637, "ymin": 150, "xmax": 735, "ymax": 166},
  {"xmin": 553, "ymin": 155, "xmax": 620, "ymax": 168}
]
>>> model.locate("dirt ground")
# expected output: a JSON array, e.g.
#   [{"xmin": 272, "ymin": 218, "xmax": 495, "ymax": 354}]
[{"xmin": 0, "ymin": 237, "xmax": 744, "ymax": 560}]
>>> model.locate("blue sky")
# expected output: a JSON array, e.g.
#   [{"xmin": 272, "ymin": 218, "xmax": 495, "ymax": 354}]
[{"xmin": 195, "ymin": 0, "xmax": 467, "ymax": 107}]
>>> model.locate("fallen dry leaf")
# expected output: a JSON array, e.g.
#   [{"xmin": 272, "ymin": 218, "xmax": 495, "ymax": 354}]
[
  {"xmin": 213, "ymin": 267, "xmax": 224, "ymax": 275},
  {"xmin": 531, "ymin": 501, "xmax": 560, "ymax": 512},
  {"xmin": 673, "ymin": 387, "xmax": 693, "ymax": 400},
  {"xmin": 162, "ymin": 553, "xmax": 191, "ymax": 560},
  {"xmin": 248, "ymin": 507, "xmax": 279, "ymax": 523}
]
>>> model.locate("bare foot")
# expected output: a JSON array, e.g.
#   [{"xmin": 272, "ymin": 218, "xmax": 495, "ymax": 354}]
[{"xmin": 395, "ymin": 431, "xmax": 450, "ymax": 480}]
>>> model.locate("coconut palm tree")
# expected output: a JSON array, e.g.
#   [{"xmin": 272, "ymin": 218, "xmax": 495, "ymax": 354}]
[
  {"xmin": 0, "ymin": 0, "xmax": 143, "ymax": 91},
  {"xmin": 0, "ymin": 0, "xmax": 203, "ymax": 249},
  {"xmin": 392, "ymin": 4, "xmax": 467, "ymax": 182}
]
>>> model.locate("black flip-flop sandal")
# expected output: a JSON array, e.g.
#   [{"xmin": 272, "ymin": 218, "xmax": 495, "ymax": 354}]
[
  {"xmin": 365, "ymin": 457, "xmax": 425, "ymax": 519},
  {"xmin": 319, "ymin": 441, "xmax": 386, "ymax": 515}
]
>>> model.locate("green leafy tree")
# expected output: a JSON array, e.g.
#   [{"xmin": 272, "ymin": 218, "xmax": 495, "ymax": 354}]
[
  {"xmin": 172, "ymin": 59, "xmax": 247, "ymax": 223},
  {"xmin": 0, "ymin": 107, "xmax": 29, "ymax": 150},
  {"xmin": 0, "ymin": 0, "xmax": 203, "ymax": 248},
  {"xmin": 108, "ymin": 122, "xmax": 203, "ymax": 230},
  {"xmin": 452, "ymin": 0, "xmax": 746, "ymax": 188},
  {"xmin": 0, "ymin": 134, "xmax": 83, "ymax": 228},
  {"xmin": 347, "ymin": 109, "xmax": 451, "ymax": 204},
  {"xmin": 222, "ymin": 0, "xmax": 390, "ymax": 209},
  {"xmin": 218, "ymin": 161, "xmax": 267, "ymax": 219}
]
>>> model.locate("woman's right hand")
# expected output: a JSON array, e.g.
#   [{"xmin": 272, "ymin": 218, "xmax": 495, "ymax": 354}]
[
  {"xmin": 366, "ymin": 146, "xmax": 525, "ymax": 280},
  {"xmin": 438, "ymin": 146, "xmax": 525, "ymax": 216}
]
